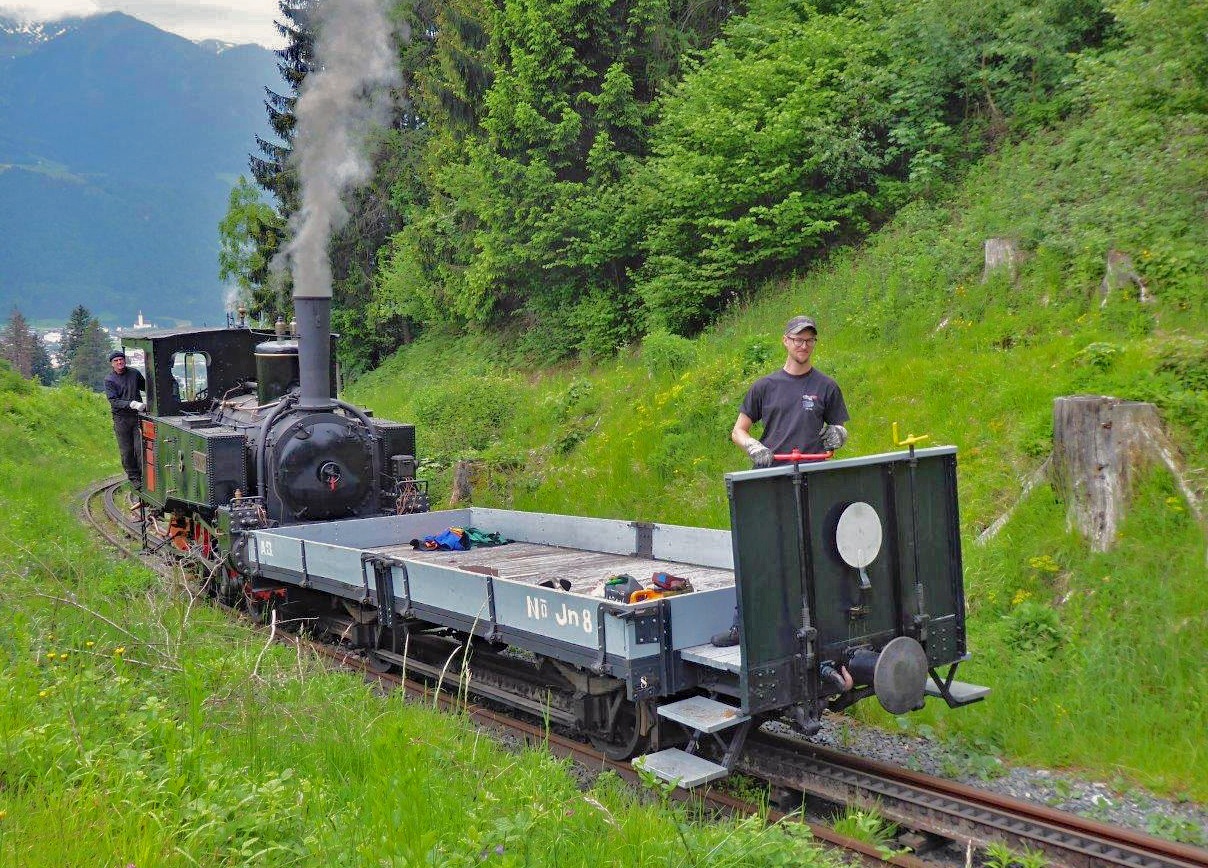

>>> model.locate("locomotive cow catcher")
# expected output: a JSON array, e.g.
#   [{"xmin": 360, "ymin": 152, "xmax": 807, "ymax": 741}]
[{"xmin": 114, "ymin": 308, "xmax": 986, "ymax": 788}]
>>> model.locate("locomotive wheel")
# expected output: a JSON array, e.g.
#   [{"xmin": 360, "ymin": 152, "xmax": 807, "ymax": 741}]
[{"xmin": 589, "ymin": 701, "xmax": 649, "ymax": 761}]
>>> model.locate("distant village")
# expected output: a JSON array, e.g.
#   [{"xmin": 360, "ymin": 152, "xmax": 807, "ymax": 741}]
[{"xmin": 38, "ymin": 312, "xmax": 157, "ymax": 370}]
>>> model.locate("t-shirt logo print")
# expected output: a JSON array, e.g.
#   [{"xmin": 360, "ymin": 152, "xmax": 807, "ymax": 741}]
[{"xmin": 801, "ymin": 394, "xmax": 819, "ymax": 411}]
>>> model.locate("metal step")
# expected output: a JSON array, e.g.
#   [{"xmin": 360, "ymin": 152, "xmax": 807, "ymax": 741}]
[
  {"xmin": 633, "ymin": 748, "xmax": 729, "ymax": 788},
  {"xmin": 656, "ymin": 695, "xmax": 749, "ymax": 733},
  {"xmin": 926, "ymin": 677, "xmax": 991, "ymax": 704},
  {"xmin": 680, "ymin": 642, "xmax": 741, "ymax": 674}
]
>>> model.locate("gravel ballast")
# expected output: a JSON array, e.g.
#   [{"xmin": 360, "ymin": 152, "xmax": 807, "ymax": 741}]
[{"xmin": 805, "ymin": 715, "xmax": 1208, "ymax": 848}]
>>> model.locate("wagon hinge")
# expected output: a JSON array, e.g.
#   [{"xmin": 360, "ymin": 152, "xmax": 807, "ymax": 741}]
[{"xmin": 368, "ymin": 556, "xmax": 395, "ymax": 630}]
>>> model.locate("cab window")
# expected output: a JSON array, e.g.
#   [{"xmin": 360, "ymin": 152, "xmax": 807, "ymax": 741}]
[{"xmin": 172, "ymin": 352, "xmax": 210, "ymax": 403}]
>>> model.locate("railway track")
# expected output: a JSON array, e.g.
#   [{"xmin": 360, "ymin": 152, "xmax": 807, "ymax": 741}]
[{"xmin": 84, "ymin": 478, "xmax": 1208, "ymax": 868}]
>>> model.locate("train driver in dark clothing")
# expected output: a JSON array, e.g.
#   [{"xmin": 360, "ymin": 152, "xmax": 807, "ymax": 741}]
[
  {"xmin": 712, "ymin": 315, "xmax": 850, "ymax": 647},
  {"xmin": 104, "ymin": 349, "xmax": 147, "ymax": 490}
]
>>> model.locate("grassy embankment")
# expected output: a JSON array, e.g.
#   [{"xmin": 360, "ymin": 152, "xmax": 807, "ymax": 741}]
[
  {"xmin": 349, "ymin": 76, "xmax": 1206, "ymax": 809},
  {"xmin": 0, "ymin": 365, "xmax": 837, "ymax": 865}
]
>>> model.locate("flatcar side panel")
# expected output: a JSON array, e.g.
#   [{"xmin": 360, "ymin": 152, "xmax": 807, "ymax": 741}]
[
  {"xmin": 470, "ymin": 508, "xmax": 636, "ymax": 555},
  {"xmin": 891, "ymin": 453, "xmax": 966, "ymax": 665},
  {"xmin": 651, "ymin": 524, "xmax": 733, "ymax": 569},
  {"xmin": 726, "ymin": 472, "xmax": 805, "ymax": 714}
]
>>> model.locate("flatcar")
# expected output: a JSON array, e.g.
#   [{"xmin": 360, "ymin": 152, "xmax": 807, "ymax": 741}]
[{"xmin": 244, "ymin": 446, "xmax": 988, "ymax": 787}]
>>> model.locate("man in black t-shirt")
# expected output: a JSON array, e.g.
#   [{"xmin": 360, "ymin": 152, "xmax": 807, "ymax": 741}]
[
  {"xmin": 103, "ymin": 349, "xmax": 147, "ymax": 490},
  {"xmin": 732, "ymin": 315, "xmax": 849, "ymax": 467},
  {"xmin": 713, "ymin": 316, "xmax": 850, "ymax": 646}
]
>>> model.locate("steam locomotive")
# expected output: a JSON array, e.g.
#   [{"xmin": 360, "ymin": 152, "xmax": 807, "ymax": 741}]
[
  {"xmin": 121, "ymin": 310, "xmax": 428, "ymax": 603},
  {"xmin": 118, "ymin": 301, "xmax": 986, "ymax": 788}
]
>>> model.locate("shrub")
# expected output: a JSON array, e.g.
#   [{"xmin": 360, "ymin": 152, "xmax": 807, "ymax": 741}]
[
  {"xmin": 641, "ymin": 330, "xmax": 697, "ymax": 379},
  {"xmin": 1002, "ymin": 600, "xmax": 1068, "ymax": 659}
]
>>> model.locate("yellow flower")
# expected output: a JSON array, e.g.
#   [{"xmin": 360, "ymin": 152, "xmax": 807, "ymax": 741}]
[
  {"xmin": 39, "ymin": 690, "xmax": 49, "ymax": 698},
  {"xmin": 114, "ymin": 647, "xmax": 126, "ymax": 656},
  {"xmin": 86, "ymin": 641, "xmax": 95, "ymax": 648},
  {"xmin": 58, "ymin": 653, "xmax": 69, "ymax": 661},
  {"xmin": 46, "ymin": 651, "xmax": 56, "ymax": 660}
]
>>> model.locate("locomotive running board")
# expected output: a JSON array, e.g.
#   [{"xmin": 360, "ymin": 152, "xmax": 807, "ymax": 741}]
[{"xmin": 633, "ymin": 696, "xmax": 752, "ymax": 788}]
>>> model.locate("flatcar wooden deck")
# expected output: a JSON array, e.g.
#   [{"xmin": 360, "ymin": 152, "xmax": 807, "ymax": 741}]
[{"xmin": 369, "ymin": 541, "xmax": 736, "ymax": 596}]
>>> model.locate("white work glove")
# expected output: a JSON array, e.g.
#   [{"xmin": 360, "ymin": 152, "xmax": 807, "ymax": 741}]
[
  {"xmin": 129, "ymin": 400, "xmax": 145, "ymax": 412},
  {"xmin": 745, "ymin": 441, "xmax": 774, "ymax": 468},
  {"xmin": 820, "ymin": 423, "xmax": 848, "ymax": 451}
]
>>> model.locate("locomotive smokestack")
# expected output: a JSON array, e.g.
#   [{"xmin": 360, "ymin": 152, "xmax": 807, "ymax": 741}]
[{"xmin": 276, "ymin": 0, "xmax": 403, "ymax": 411}]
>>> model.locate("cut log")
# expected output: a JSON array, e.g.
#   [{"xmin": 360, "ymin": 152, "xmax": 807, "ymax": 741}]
[
  {"xmin": 1100, "ymin": 248, "xmax": 1151, "ymax": 306},
  {"xmin": 1050, "ymin": 396, "xmax": 1194, "ymax": 551},
  {"xmin": 449, "ymin": 459, "xmax": 473, "ymax": 506},
  {"xmin": 982, "ymin": 237, "xmax": 1021, "ymax": 283}
]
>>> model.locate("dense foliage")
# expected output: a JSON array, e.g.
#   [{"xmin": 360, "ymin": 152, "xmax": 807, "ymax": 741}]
[{"xmin": 227, "ymin": 0, "xmax": 1142, "ymax": 365}]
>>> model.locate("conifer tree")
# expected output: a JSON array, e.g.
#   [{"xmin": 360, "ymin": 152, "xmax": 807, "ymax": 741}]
[
  {"xmin": 0, "ymin": 308, "xmax": 40, "ymax": 380},
  {"xmin": 60, "ymin": 304, "xmax": 92, "ymax": 368},
  {"xmin": 67, "ymin": 317, "xmax": 113, "ymax": 392},
  {"xmin": 249, "ymin": 0, "xmax": 316, "ymax": 215}
]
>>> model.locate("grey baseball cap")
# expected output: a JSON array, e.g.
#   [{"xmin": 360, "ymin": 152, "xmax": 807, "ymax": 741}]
[{"xmin": 784, "ymin": 316, "xmax": 817, "ymax": 336}]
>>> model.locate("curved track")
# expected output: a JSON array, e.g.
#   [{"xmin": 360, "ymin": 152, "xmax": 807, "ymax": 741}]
[{"xmin": 83, "ymin": 478, "xmax": 1207, "ymax": 868}]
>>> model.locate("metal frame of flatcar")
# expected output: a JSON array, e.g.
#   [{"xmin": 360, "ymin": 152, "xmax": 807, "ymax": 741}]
[
  {"xmin": 250, "ymin": 550, "xmax": 689, "ymax": 701},
  {"xmin": 246, "ymin": 510, "xmax": 738, "ymax": 702}
]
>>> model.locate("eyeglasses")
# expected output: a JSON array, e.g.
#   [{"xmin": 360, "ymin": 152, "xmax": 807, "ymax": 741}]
[{"xmin": 786, "ymin": 336, "xmax": 816, "ymax": 347}]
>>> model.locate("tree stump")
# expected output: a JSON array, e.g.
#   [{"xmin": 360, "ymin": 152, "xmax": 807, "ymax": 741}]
[
  {"xmin": 449, "ymin": 459, "xmax": 473, "ymax": 506},
  {"xmin": 1050, "ymin": 396, "xmax": 1169, "ymax": 551},
  {"xmin": 982, "ymin": 237, "xmax": 1021, "ymax": 283},
  {"xmin": 1100, "ymin": 248, "xmax": 1151, "ymax": 306}
]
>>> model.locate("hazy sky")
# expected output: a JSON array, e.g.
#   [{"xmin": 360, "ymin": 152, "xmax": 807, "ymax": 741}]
[{"xmin": 2, "ymin": 0, "xmax": 284, "ymax": 47}]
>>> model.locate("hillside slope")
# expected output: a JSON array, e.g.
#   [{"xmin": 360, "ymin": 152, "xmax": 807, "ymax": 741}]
[
  {"xmin": 347, "ymin": 41, "xmax": 1206, "ymax": 798},
  {"xmin": 0, "ymin": 12, "xmax": 277, "ymax": 327}
]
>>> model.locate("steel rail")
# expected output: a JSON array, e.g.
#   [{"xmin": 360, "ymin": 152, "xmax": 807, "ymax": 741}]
[{"xmin": 742, "ymin": 731, "xmax": 1208, "ymax": 868}]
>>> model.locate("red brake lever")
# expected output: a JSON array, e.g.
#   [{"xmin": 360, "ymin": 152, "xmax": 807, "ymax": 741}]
[{"xmin": 772, "ymin": 449, "xmax": 833, "ymax": 462}]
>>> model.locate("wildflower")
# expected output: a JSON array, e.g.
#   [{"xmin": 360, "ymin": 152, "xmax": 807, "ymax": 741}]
[
  {"xmin": 46, "ymin": 651, "xmax": 56, "ymax": 660},
  {"xmin": 58, "ymin": 653, "xmax": 69, "ymax": 661},
  {"xmin": 494, "ymin": 845, "xmax": 505, "ymax": 856},
  {"xmin": 86, "ymin": 641, "xmax": 95, "ymax": 648},
  {"xmin": 114, "ymin": 647, "xmax": 126, "ymax": 657},
  {"xmin": 39, "ymin": 690, "xmax": 49, "ymax": 698}
]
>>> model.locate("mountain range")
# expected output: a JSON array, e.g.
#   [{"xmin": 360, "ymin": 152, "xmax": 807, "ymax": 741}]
[{"xmin": 0, "ymin": 11, "xmax": 279, "ymax": 328}]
